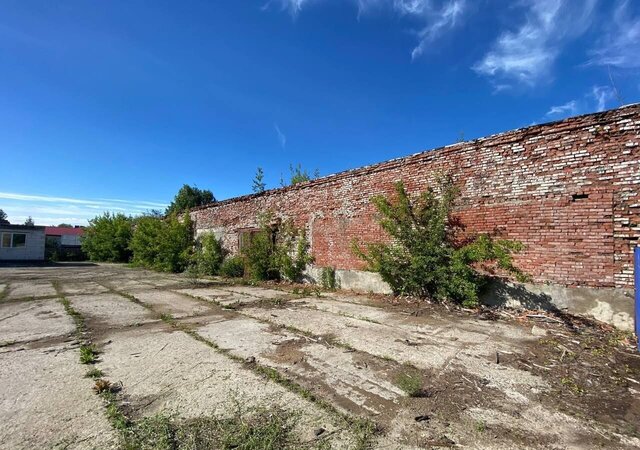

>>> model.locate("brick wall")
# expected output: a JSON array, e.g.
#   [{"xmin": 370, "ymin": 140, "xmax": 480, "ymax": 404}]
[{"xmin": 191, "ymin": 105, "xmax": 640, "ymax": 288}]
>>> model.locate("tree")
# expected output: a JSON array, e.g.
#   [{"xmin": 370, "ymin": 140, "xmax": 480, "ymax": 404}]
[
  {"xmin": 129, "ymin": 213, "xmax": 194, "ymax": 273},
  {"xmin": 57, "ymin": 223, "xmax": 73, "ymax": 228},
  {"xmin": 24, "ymin": 216, "xmax": 34, "ymax": 226},
  {"xmin": 0, "ymin": 209, "xmax": 8, "ymax": 224},
  {"xmin": 252, "ymin": 167, "xmax": 266, "ymax": 193},
  {"xmin": 82, "ymin": 213, "xmax": 133, "ymax": 262},
  {"xmin": 195, "ymin": 233, "xmax": 227, "ymax": 275},
  {"xmin": 281, "ymin": 164, "xmax": 319, "ymax": 187},
  {"xmin": 165, "ymin": 185, "xmax": 214, "ymax": 215},
  {"xmin": 352, "ymin": 178, "xmax": 525, "ymax": 307}
]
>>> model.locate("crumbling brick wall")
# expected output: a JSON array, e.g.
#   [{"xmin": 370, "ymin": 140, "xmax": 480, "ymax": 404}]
[{"xmin": 192, "ymin": 105, "xmax": 640, "ymax": 288}]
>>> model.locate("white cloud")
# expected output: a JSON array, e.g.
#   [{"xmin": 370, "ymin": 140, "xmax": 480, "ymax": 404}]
[
  {"xmin": 546, "ymin": 100, "xmax": 578, "ymax": 117},
  {"xmin": 544, "ymin": 85, "xmax": 617, "ymax": 120},
  {"xmin": 588, "ymin": 0, "xmax": 640, "ymax": 69},
  {"xmin": 406, "ymin": 0, "xmax": 466, "ymax": 60},
  {"xmin": 0, "ymin": 192, "xmax": 167, "ymax": 226},
  {"xmin": 473, "ymin": 0, "xmax": 596, "ymax": 87},
  {"xmin": 274, "ymin": 123, "xmax": 287, "ymax": 148},
  {"xmin": 268, "ymin": 0, "xmax": 467, "ymax": 59},
  {"xmin": 591, "ymin": 85, "xmax": 616, "ymax": 111}
]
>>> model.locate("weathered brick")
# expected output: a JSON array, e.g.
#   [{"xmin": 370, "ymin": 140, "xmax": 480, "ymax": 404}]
[{"xmin": 192, "ymin": 105, "xmax": 640, "ymax": 288}]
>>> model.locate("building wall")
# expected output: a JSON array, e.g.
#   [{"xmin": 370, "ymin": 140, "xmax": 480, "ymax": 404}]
[
  {"xmin": 0, "ymin": 228, "xmax": 46, "ymax": 261},
  {"xmin": 191, "ymin": 105, "xmax": 640, "ymax": 290}
]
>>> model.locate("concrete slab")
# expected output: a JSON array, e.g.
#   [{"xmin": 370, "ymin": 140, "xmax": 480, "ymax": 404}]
[
  {"xmin": 0, "ymin": 344, "xmax": 118, "ymax": 449},
  {"xmin": 5, "ymin": 281, "xmax": 56, "ymax": 300},
  {"xmin": 241, "ymin": 304, "xmax": 546, "ymax": 405},
  {"xmin": 100, "ymin": 278, "xmax": 155, "ymax": 292},
  {"xmin": 68, "ymin": 293, "xmax": 156, "ymax": 328},
  {"xmin": 132, "ymin": 290, "xmax": 212, "ymax": 318},
  {"xmin": 221, "ymin": 285, "xmax": 290, "ymax": 299},
  {"xmin": 97, "ymin": 325, "xmax": 355, "ymax": 447},
  {"xmin": 198, "ymin": 316, "xmax": 404, "ymax": 416},
  {"xmin": 176, "ymin": 287, "xmax": 260, "ymax": 307},
  {"xmin": 60, "ymin": 281, "xmax": 110, "ymax": 296},
  {"xmin": 0, "ymin": 299, "xmax": 74, "ymax": 345}
]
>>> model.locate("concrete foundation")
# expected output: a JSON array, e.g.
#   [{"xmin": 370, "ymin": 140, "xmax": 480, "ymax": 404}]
[{"xmin": 306, "ymin": 265, "xmax": 635, "ymax": 331}]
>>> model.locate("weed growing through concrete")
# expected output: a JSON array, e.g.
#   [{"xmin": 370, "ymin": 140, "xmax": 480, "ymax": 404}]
[
  {"xmin": 561, "ymin": 377, "xmax": 584, "ymax": 395},
  {"xmin": 121, "ymin": 405, "xmax": 298, "ymax": 449},
  {"xmin": 395, "ymin": 366, "xmax": 424, "ymax": 397},
  {"xmin": 93, "ymin": 378, "xmax": 114, "ymax": 394},
  {"xmin": 79, "ymin": 344, "xmax": 99, "ymax": 364},
  {"xmin": 109, "ymin": 286, "xmax": 379, "ymax": 449},
  {"xmin": 85, "ymin": 368, "xmax": 104, "ymax": 379}
]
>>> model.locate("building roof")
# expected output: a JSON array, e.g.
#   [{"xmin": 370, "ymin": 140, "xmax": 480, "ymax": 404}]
[
  {"xmin": 0, "ymin": 224, "xmax": 46, "ymax": 231},
  {"xmin": 45, "ymin": 227, "xmax": 84, "ymax": 236}
]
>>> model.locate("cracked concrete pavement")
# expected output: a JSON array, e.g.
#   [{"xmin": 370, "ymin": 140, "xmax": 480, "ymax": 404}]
[{"xmin": 0, "ymin": 263, "xmax": 638, "ymax": 449}]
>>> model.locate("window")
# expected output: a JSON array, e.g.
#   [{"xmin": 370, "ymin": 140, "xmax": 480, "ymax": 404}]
[
  {"xmin": 12, "ymin": 234, "xmax": 26, "ymax": 247},
  {"xmin": 1, "ymin": 233, "xmax": 27, "ymax": 248}
]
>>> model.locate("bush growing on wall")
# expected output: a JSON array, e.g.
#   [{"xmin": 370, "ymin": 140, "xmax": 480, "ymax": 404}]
[
  {"xmin": 219, "ymin": 256, "xmax": 245, "ymax": 278},
  {"xmin": 353, "ymin": 178, "xmax": 525, "ymax": 307},
  {"xmin": 82, "ymin": 213, "xmax": 133, "ymax": 263},
  {"xmin": 195, "ymin": 233, "xmax": 227, "ymax": 276},
  {"xmin": 129, "ymin": 213, "xmax": 194, "ymax": 273},
  {"xmin": 243, "ymin": 215, "xmax": 313, "ymax": 282}
]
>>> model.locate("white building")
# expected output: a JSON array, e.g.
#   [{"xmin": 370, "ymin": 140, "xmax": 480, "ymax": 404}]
[{"xmin": 0, "ymin": 224, "xmax": 46, "ymax": 261}]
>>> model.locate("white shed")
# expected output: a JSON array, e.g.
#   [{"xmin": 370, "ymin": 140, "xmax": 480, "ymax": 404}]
[{"xmin": 0, "ymin": 225, "xmax": 46, "ymax": 261}]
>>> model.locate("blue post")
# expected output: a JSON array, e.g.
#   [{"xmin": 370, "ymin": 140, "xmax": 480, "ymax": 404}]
[{"xmin": 636, "ymin": 246, "xmax": 640, "ymax": 352}]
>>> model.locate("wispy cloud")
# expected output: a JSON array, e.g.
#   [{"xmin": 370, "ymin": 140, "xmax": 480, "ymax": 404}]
[
  {"xmin": 545, "ymin": 100, "xmax": 578, "ymax": 117},
  {"xmin": 588, "ymin": 0, "xmax": 640, "ymax": 69},
  {"xmin": 274, "ymin": 123, "xmax": 287, "ymax": 148},
  {"xmin": 0, "ymin": 192, "xmax": 167, "ymax": 226},
  {"xmin": 266, "ymin": 0, "xmax": 468, "ymax": 59},
  {"xmin": 591, "ymin": 85, "xmax": 616, "ymax": 111},
  {"xmin": 473, "ymin": 0, "xmax": 596, "ymax": 88},
  {"xmin": 544, "ymin": 85, "xmax": 616, "ymax": 119}
]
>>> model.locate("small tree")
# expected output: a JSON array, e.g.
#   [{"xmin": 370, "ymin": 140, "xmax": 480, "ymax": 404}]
[
  {"xmin": 274, "ymin": 220, "xmax": 314, "ymax": 281},
  {"xmin": 353, "ymin": 178, "xmax": 525, "ymax": 307},
  {"xmin": 195, "ymin": 233, "xmax": 227, "ymax": 275},
  {"xmin": 252, "ymin": 167, "xmax": 266, "ymax": 193},
  {"xmin": 24, "ymin": 216, "xmax": 34, "ymax": 226},
  {"xmin": 130, "ymin": 213, "xmax": 194, "ymax": 273},
  {"xmin": 0, "ymin": 209, "xmax": 9, "ymax": 224},
  {"xmin": 280, "ymin": 164, "xmax": 320, "ymax": 187},
  {"xmin": 243, "ymin": 214, "xmax": 313, "ymax": 282},
  {"xmin": 165, "ymin": 185, "xmax": 214, "ymax": 215},
  {"xmin": 82, "ymin": 213, "xmax": 133, "ymax": 262},
  {"xmin": 57, "ymin": 223, "xmax": 73, "ymax": 228}
]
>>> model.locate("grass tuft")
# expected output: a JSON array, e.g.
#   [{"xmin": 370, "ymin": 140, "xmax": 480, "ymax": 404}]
[
  {"xmin": 395, "ymin": 366, "xmax": 424, "ymax": 397},
  {"xmin": 121, "ymin": 406, "xmax": 295, "ymax": 450},
  {"xmin": 85, "ymin": 368, "xmax": 104, "ymax": 379},
  {"xmin": 79, "ymin": 344, "xmax": 99, "ymax": 364}
]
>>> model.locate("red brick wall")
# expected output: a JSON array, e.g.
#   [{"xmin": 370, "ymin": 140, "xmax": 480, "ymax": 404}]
[{"xmin": 192, "ymin": 105, "xmax": 640, "ymax": 288}]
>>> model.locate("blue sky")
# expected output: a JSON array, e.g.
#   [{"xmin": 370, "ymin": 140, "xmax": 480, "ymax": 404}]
[{"xmin": 0, "ymin": 0, "xmax": 638, "ymax": 225}]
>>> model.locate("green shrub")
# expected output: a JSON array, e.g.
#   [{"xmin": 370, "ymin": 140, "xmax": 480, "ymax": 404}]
[
  {"xmin": 353, "ymin": 178, "xmax": 525, "ymax": 307},
  {"xmin": 219, "ymin": 256, "xmax": 245, "ymax": 278},
  {"xmin": 244, "ymin": 230, "xmax": 276, "ymax": 281},
  {"xmin": 82, "ymin": 212, "xmax": 133, "ymax": 262},
  {"xmin": 243, "ymin": 216, "xmax": 313, "ymax": 282},
  {"xmin": 320, "ymin": 266, "xmax": 337, "ymax": 290},
  {"xmin": 129, "ymin": 213, "xmax": 194, "ymax": 273},
  {"xmin": 195, "ymin": 233, "xmax": 227, "ymax": 276},
  {"xmin": 274, "ymin": 221, "xmax": 314, "ymax": 282}
]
